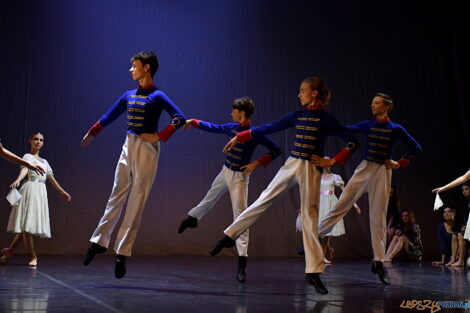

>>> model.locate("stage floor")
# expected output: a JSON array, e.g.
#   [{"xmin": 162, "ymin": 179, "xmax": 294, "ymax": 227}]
[{"xmin": 0, "ymin": 255, "xmax": 468, "ymax": 313}]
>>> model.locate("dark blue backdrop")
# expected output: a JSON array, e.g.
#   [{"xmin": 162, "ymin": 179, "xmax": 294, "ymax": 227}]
[{"xmin": 0, "ymin": 0, "xmax": 468, "ymax": 258}]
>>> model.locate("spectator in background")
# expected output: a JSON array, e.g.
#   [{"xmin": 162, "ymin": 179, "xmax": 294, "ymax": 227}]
[
  {"xmin": 432, "ymin": 207, "xmax": 454, "ymax": 266},
  {"xmin": 384, "ymin": 209, "xmax": 423, "ymax": 262}
]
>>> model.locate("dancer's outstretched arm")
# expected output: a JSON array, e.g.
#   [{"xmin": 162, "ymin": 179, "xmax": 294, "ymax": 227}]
[
  {"xmin": 0, "ymin": 143, "xmax": 45, "ymax": 175},
  {"xmin": 432, "ymin": 169, "xmax": 470, "ymax": 193},
  {"xmin": 48, "ymin": 176, "xmax": 72, "ymax": 201},
  {"xmin": 223, "ymin": 112, "xmax": 296, "ymax": 153}
]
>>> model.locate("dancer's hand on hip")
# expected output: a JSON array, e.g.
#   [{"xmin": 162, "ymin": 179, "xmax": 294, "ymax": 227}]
[
  {"xmin": 240, "ymin": 160, "xmax": 259, "ymax": 175},
  {"xmin": 384, "ymin": 159, "xmax": 400, "ymax": 169},
  {"xmin": 310, "ymin": 155, "xmax": 336, "ymax": 167}
]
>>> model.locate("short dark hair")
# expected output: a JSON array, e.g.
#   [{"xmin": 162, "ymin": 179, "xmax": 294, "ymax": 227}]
[
  {"xmin": 232, "ymin": 97, "xmax": 255, "ymax": 118},
  {"xmin": 131, "ymin": 51, "xmax": 159, "ymax": 78},
  {"xmin": 374, "ymin": 93, "xmax": 394, "ymax": 112}
]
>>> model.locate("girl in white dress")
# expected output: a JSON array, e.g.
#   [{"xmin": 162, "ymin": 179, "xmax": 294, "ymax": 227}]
[
  {"xmin": 296, "ymin": 157, "xmax": 360, "ymax": 263},
  {"xmin": 0, "ymin": 132, "xmax": 71, "ymax": 266}
]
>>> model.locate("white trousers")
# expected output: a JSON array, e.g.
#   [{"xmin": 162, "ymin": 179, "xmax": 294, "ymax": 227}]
[
  {"xmin": 318, "ymin": 160, "xmax": 391, "ymax": 261},
  {"xmin": 188, "ymin": 167, "xmax": 250, "ymax": 256},
  {"xmin": 90, "ymin": 133, "xmax": 160, "ymax": 256},
  {"xmin": 224, "ymin": 157, "xmax": 324, "ymax": 273}
]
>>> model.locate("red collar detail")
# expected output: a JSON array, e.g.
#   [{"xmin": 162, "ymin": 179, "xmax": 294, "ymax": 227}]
[
  {"xmin": 138, "ymin": 83, "xmax": 156, "ymax": 89},
  {"xmin": 240, "ymin": 120, "xmax": 252, "ymax": 127},
  {"xmin": 306, "ymin": 104, "xmax": 323, "ymax": 110},
  {"xmin": 376, "ymin": 117, "xmax": 391, "ymax": 123}
]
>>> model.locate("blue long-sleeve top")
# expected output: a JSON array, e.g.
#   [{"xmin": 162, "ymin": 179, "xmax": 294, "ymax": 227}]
[
  {"xmin": 236, "ymin": 106, "xmax": 358, "ymax": 163},
  {"xmin": 346, "ymin": 118, "xmax": 422, "ymax": 164},
  {"xmin": 89, "ymin": 85, "xmax": 186, "ymax": 142},
  {"xmin": 191, "ymin": 119, "xmax": 281, "ymax": 171},
  {"xmin": 437, "ymin": 223, "xmax": 452, "ymax": 260}
]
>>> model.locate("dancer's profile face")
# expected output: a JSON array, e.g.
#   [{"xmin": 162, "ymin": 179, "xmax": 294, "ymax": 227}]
[
  {"xmin": 298, "ymin": 82, "xmax": 317, "ymax": 106},
  {"xmin": 29, "ymin": 133, "xmax": 44, "ymax": 150},
  {"xmin": 129, "ymin": 60, "xmax": 148, "ymax": 81},
  {"xmin": 370, "ymin": 96, "xmax": 389, "ymax": 116},
  {"xmin": 231, "ymin": 109, "xmax": 244, "ymax": 123}
]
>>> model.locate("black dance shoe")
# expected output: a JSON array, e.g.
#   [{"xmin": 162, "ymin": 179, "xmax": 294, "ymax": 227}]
[
  {"xmin": 114, "ymin": 254, "xmax": 127, "ymax": 279},
  {"xmin": 210, "ymin": 235, "xmax": 236, "ymax": 256},
  {"xmin": 83, "ymin": 243, "xmax": 107, "ymax": 266},
  {"xmin": 178, "ymin": 215, "xmax": 198, "ymax": 234},
  {"xmin": 371, "ymin": 261, "xmax": 391, "ymax": 285},
  {"xmin": 237, "ymin": 256, "xmax": 247, "ymax": 283},
  {"xmin": 306, "ymin": 273, "xmax": 329, "ymax": 294}
]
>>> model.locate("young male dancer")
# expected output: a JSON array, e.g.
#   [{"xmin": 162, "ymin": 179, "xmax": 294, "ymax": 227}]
[
  {"xmin": 81, "ymin": 51, "xmax": 186, "ymax": 278},
  {"xmin": 318, "ymin": 93, "xmax": 422, "ymax": 285},
  {"xmin": 178, "ymin": 97, "xmax": 281, "ymax": 282},
  {"xmin": 210, "ymin": 77, "xmax": 359, "ymax": 294}
]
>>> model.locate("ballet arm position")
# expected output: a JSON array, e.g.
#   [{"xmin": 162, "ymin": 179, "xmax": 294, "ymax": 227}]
[
  {"xmin": 432, "ymin": 169, "xmax": 470, "ymax": 193},
  {"xmin": 9, "ymin": 167, "xmax": 28, "ymax": 188},
  {"xmin": 81, "ymin": 131, "xmax": 94, "ymax": 148},
  {"xmin": 310, "ymin": 140, "xmax": 356, "ymax": 168},
  {"xmin": 223, "ymin": 136, "xmax": 238, "ymax": 154},
  {"xmin": 0, "ymin": 144, "xmax": 45, "ymax": 175},
  {"xmin": 140, "ymin": 115, "xmax": 186, "ymax": 143},
  {"xmin": 48, "ymin": 176, "xmax": 72, "ymax": 201}
]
